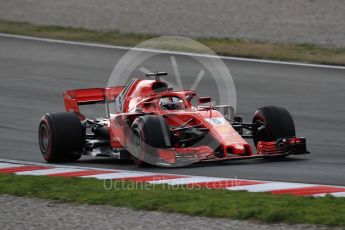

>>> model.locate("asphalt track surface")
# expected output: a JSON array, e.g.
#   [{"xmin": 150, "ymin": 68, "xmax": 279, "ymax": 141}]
[{"xmin": 0, "ymin": 36, "xmax": 344, "ymax": 186}]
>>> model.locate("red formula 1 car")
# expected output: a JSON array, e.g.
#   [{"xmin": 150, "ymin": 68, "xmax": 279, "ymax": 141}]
[{"xmin": 38, "ymin": 72, "xmax": 309, "ymax": 167}]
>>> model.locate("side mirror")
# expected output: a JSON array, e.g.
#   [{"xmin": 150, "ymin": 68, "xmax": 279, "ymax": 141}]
[
  {"xmin": 214, "ymin": 105, "xmax": 235, "ymax": 121},
  {"xmin": 185, "ymin": 92, "xmax": 195, "ymax": 101},
  {"xmin": 198, "ymin": 97, "xmax": 211, "ymax": 104}
]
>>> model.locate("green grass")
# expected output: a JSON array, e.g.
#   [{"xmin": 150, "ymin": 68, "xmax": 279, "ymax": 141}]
[
  {"xmin": 1, "ymin": 19, "xmax": 345, "ymax": 65},
  {"xmin": 0, "ymin": 174, "xmax": 344, "ymax": 227}
]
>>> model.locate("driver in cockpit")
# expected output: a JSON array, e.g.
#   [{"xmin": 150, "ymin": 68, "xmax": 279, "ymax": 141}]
[{"xmin": 159, "ymin": 96, "xmax": 182, "ymax": 110}]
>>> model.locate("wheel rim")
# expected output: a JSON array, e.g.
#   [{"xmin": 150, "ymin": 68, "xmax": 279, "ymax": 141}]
[
  {"xmin": 255, "ymin": 119, "xmax": 267, "ymax": 139},
  {"xmin": 131, "ymin": 130, "xmax": 144, "ymax": 160},
  {"xmin": 253, "ymin": 113, "xmax": 269, "ymax": 147},
  {"xmin": 39, "ymin": 124, "xmax": 49, "ymax": 153}
]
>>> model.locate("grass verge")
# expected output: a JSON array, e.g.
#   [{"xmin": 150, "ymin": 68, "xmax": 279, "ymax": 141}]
[
  {"xmin": 0, "ymin": 173, "xmax": 344, "ymax": 227},
  {"xmin": 1, "ymin": 20, "xmax": 345, "ymax": 66}
]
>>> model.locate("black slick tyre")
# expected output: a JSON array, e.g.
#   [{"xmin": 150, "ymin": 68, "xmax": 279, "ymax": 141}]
[
  {"xmin": 129, "ymin": 115, "xmax": 172, "ymax": 167},
  {"xmin": 38, "ymin": 112, "xmax": 84, "ymax": 162},
  {"xmin": 252, "ymin": 106, "xmax": 296, "ymax": 147}
]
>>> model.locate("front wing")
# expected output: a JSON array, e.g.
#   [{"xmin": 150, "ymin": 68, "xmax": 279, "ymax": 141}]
[{"xmin": 157, "ymin": 137, "xmax": 309, "ymax": 166}]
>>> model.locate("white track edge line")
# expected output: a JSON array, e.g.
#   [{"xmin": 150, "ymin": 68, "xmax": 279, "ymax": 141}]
[
  {"xmin": 1, "ymin": 33, "xmax": 345, "ymax": 70},
  {"xmin": 2, "ymin": 158, "xmax": 344, "ymax": 189},
  {"xmin": 0, "ymin": 158, "xmax": 237, "ymax": 181}
]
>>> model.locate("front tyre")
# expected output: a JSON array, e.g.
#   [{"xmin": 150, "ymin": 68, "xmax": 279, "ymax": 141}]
[
  {"xmin": 252, "ymin": 106, "xmax": 295, "ymax": 147},
  {"xmin": 38, "ymin": 112, "xmax": 84, "ymax": 162},
  {"xmin": 129, "ymin": 115, "xmax": 172, "ymax": 167}
]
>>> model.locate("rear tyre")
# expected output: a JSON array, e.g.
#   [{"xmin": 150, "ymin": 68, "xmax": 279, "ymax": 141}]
[
  {"xmin": 38, "ymin": 112, "xmax": 84, "ymax": 162},
  {"xmin": 252, "ymin": 106, "xmax": 295, "ymax": 147},
  {"xmin": 130, "ymin": 115, "xmax": 172, "ymax": 167}
]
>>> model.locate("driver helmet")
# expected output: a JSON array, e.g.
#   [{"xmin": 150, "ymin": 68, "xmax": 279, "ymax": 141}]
[{"xmin": 159, "ymin": 97, "xmax": 181, "ymax": 110}]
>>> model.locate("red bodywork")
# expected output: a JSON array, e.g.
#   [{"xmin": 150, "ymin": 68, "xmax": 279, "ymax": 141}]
[{"xmin": 63, "ymin": 78, "xmax": 306, "ymax": 165}]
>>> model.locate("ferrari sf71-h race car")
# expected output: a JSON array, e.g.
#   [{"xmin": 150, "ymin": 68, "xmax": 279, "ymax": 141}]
[{"xmin": 38, "ymin": 72, "xmax": 309, "ymax": 167}]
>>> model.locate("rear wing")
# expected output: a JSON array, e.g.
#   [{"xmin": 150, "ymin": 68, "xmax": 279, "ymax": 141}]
[{"xmin": 63, "ymin": 86, "xmax": 124, "ymax": 120}]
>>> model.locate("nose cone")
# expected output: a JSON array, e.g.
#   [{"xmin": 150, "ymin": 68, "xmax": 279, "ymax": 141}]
[{"xmin": 232, "ymin": 144, "xmax": 246, "ymax": 155}]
